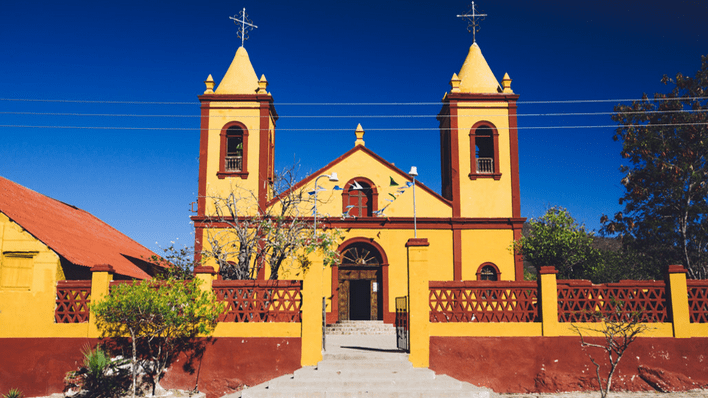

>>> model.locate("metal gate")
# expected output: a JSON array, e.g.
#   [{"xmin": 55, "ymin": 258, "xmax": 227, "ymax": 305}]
[{"xmin": 395, "ymin": 296, "xmax": 409, "ymax": 352}]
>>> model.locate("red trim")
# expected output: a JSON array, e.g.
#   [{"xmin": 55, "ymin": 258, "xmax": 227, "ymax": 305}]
[
  {"xmin": 475, "ymin": 262, "xmax": 501, "ymax": 280},
  {"xmin": 667, "ymin": 264, "xmax": 687, "ymax": 274},
  {"xmin": 193, "ymin": 266, "xmax": 216, "ymax": 275},
  {"xmin": 192, "ymin": 216, "xmax": 527, "ymax": 230},
  {"xmin": 445, "ymin": 92, "xmax": 520, "ymax": 102},
  {"xmin": 267, "ymin": 145, "xmax": 451, "ymax": 209},
  {"xmin": 406, "ymin": 238, "xmax": 429, "ymax": 247},
  {"xmin": 508, "ymin": 100, "xmax": 521, "ymax": 218},
  {"xmin": 453, "ymin": 229, "xmax": 462, "ymax": 281},
  {"xmin": 90, "ymin": 264, "xmax": 114, "ymax": 273},
  {"xmin": 468, "ymin": 121, "xmax": 502, "ymax": 181},
  {"xmin": 341, "ymin": 177, "xmax": 379, "ymax": 217},
  {"xmin": 539, "ymin": 266, "xmax": 558, "ymax": 275}
]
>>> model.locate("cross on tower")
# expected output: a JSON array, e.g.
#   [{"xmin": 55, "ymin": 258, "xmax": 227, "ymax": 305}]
[
  {"xmin": 229, "ymin": 8, "xmax": 258, "ymax": 48},
  {"xmin": 457, "ymin": 1, "xmax": 487, "ymax": 43}
]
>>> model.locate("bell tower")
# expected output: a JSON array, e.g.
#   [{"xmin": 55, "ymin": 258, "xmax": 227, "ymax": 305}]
[
  {"xmin": 438, "ymin": 42, "xmax": 520, "ymax": 220},
  {"xmin": 196, "ymin": 46, "xmax": 277, "ymax": 218}
]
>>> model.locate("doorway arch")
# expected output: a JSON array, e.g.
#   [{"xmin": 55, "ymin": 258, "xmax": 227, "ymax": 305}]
[{"xmin": 330, "ymin": 238, "xmax": 390, "ymax": 323}]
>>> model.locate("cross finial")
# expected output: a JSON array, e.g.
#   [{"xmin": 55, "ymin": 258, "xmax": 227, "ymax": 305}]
[
  {"xmin": 457, "ymin": 2, "xmax": 487, "ymax": 44},
  {"xmin": 229, "ymin": 8, "xmax": 258, "ymax": 48}
]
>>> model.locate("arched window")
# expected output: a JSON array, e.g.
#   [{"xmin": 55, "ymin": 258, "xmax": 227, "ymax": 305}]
[
  {"xmin": 341, "ymin": 241, "xmax": 383, "ymax": 267},
  {"xmin": 342, "ymin": 178, "xmax": 378, "ymax": 217},
  {"xmin": 218, "ymin": 123, "xmax": 249, "ymax": 179},
  {"xmin": 469, "ymin": 122, "xmax": 501, "ymax": 180},
  {"xmin": 476, "ymin": 262, "xmax": 500, "ymax": 281}
]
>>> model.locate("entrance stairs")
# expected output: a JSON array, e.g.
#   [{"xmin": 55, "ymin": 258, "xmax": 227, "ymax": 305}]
[
  {"xmin": 232, "ymin": 333, "xmax": 494, "ymax": 398},
  {"xmin": 325, "ymin": 320, "xmax": 396, "ymax": 335}
]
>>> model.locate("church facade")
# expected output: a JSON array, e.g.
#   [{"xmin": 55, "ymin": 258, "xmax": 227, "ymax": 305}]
[{"xmin": 191, "ymin": 40, "xmax": 525, "ymax": 324}]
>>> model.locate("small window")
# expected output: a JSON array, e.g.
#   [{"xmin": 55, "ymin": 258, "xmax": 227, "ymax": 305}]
[
  {"xmin": 218, "ymin": 123, "xmax": 249, "ymax": 179},
  {"xmin": 476, "ymin": 263, "xmax": 500, "ymax": 281},
  {"xmin": 342, "ymin": 178, "xmax": 378, "ymax": 217}
]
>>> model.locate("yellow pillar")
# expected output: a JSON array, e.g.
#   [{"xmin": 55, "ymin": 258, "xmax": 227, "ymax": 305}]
[
  {"xmin": 667, "ymin": 265, "xmax": 690, "ymax": 338},
  {"xmin": 88, "ymin": 264, "xmax": 114, "ymax": 338},
  {"xmin": 193, "ymin": 266, "xmax": 216, "ymax": 294},
  {"xmin": 301, "ymin": 252, "xmax": 324, "ymax": 366},
  {"xmin": 539, "ymin": 266, "xmax": 560, "ymax": 336},
  {"xmin": 407, "ymin": 238, "xmax": 430, "ymax": 368}
]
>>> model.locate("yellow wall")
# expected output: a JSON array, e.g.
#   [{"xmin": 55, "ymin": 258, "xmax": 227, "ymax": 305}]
[
  {"xmin": 456, "ymin": 103, "xmax": 513, "ymax": 218},
  {"xmin": 204, "ymin": 104, "xmax": 276, "ymax": 216},
  {"xmin": 460, "ymin": 229, "xmax": 516, "ymax": 281},
  {"xmin": 0, "ymin": 212, "xmax": 86, "ymax": 337}
]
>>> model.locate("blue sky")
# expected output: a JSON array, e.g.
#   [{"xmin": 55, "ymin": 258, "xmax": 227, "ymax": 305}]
[{"xmin": 1, "ymin": 1, "xmax": 706, "ymax": 253}]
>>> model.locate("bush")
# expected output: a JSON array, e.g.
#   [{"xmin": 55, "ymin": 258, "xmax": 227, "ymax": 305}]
[
  {"xmin": 2, "ymin": 389, "xmax": 23, "ymax": 398},
  {"xmin": 65, "ymin": 345, "xmax": 128, "ymax": 398}
]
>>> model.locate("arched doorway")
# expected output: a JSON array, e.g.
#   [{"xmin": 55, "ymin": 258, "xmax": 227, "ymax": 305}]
[{"xmin": 336, "ymin": 239, "xmax": 386, "ymax": 321}]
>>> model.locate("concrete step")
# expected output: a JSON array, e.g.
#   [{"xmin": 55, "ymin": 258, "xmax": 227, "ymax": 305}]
[{"xmin": 326, "ymin": 321, "xmax": 397, "ymax": 335}]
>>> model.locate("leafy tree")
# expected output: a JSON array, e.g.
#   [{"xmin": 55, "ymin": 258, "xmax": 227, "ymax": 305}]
[
  {"xmin": 91, "ymin": 279, "xmax": 224, "ymax": 398},
  {"xmin": 602, "ymin": 55, "xmax": 708, "ymax": 279},
  {"xmin": 514, "ymin": 206, "xmax": 598, "ymax": 279},
  {"xmin": 201, "ymin": 165, "xmax": 341, "ymax": 280},
  {"xmin": 148, "ymin": 244, "xmax": 197, "ymax": 281}
]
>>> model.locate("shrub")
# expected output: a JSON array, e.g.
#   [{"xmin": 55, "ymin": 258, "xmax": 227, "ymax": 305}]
[
  {"xmin": 2, "ymin": 389, "xmax": 23, "ymax": 398},
  {"xmin": 65, "ymin": 345, "xmax": 129, "ymax": 398}
]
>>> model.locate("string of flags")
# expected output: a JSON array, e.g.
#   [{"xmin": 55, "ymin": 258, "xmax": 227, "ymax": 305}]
[
  {"xmin": 373, "ymin": 177, "xmax": 414, "ymax": 217},
  {"xmin": 306, "ymin": 176, "xmax": 414, "ymax": 218}
]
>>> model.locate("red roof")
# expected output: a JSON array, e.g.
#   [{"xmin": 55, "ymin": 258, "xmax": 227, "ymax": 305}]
[{"xmin": 0, "ymin": 176, "xmax": 158, "ymax": 279}]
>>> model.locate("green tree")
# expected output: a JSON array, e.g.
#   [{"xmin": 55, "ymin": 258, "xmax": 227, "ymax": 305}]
[
  {"xmin": 91, "ymin": 279, "xmax": 224, "ymax": 398},
  {"xmin": 602, "ymin": 55, "xmax": 708, "ymax": 279},
  {"xmin": 514, "ymin": 206, "xmax": 598, "ymax": 279}
]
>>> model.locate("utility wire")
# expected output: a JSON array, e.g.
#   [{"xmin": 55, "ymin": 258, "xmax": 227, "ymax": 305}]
[
  {"xmin": 1, "ymin": 109, "xmax": 706, "ymax": 119},
  {"xmin": 2, "ymin": 122, "xmax": 707, "ymax": 132},
  {"xmin": 1, "ymin": 97, "xmax": 707, "ymax": 106}
]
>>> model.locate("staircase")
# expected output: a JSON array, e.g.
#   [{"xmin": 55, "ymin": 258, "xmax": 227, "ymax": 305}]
[
  {"xmin": 325, "ymin": 320, "xmax": 396, "ymax": 335},
  {"xmin": 232, "ymin": 333, "xmax": 494, "ymax": 398}
]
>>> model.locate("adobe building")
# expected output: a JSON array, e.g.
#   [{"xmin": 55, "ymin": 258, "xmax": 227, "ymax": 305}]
[{"xmin": 192, "ymin": 38, "xmax": 525, "ymax": 325}]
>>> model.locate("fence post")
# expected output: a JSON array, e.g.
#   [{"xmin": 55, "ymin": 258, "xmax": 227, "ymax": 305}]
[
  {"xmin": 539, "ymin": 266, "xmax": 560, "ymax": 336},
  {"xmin": 88, "ymin": 264, "xmax": 114, "ymax": 338},
  {"xmin": 407, "ymin": 238, "xmax": 430, "ymax": 368},
  {"xmin": 194, "ymin": 266, "xmax": 216, "ymax": 294},
  {"xmin": 301, "ymin": 253, "xmax": 324, "ymax": 366},
  {"xmin": 667, "ymin": 264, "xmax": 690, "ymax": 338}
]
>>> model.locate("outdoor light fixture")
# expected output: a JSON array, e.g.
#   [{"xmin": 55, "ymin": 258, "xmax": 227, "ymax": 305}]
[{"xmin": 408, "ymin": 166, "xmax": 418, "ymax": 238}]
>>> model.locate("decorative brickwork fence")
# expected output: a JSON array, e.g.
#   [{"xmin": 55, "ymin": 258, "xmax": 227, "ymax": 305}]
[
  {"xmin": 688, "ymin": 280, "xmax": 708, "ymax": 323},
  {"xmin": 557, "ymin": 280, "xmax": 668, "ymax": 323},
  {"xmin": 429, "ymin": 281, "xmax": 538, "ymax": 322},
  {"xmin": 54, "ymin": 280, "xmax": 92, "ymax": 323},
  {"xmin": 213, "ymin": 280, "xmax": 303, "ymax": 322}
]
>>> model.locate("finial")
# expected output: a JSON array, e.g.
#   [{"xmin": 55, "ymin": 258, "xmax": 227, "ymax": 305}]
[
  {"xmin": 450, "ymin": 73, "xmax": 461, "ymax": 93},
  {"xmin": 355, "ymin": 123, "xmax": 365, "ymax": 146},
  {"xmin": 204, "ymin": 74, "xmax": 215, "ymax": 94},
  {"xmin": 502, "ymin": 73, "xmax": 513, "ymax": 93},
  {"xmin": 457, "ymin": 1, "xmax": 487, "ymax": 44},
  {"xmin": 258, "ymin": 74, "xmax": 268, "ymax": 94},
  {"xmin": 230, "ymin": 8, "xmax": 258, "ymax": 48}
]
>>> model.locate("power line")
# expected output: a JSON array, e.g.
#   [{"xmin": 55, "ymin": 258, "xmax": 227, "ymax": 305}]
[
  {"xmin": 1, "ymin": 109, "xmax": 706, "ymax": 119},
  {"xmin": 2, "ymin": 97, "xmax": 707, "ymax": 106},
  {"xmin": 2, "ymin": 122, "xmax": 707, "ymax": 132}
]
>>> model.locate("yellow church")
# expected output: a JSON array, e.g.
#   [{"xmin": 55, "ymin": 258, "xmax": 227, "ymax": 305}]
[{"xmin": 191, "ymin": 38, "xmax": 524, "ymax": 325}]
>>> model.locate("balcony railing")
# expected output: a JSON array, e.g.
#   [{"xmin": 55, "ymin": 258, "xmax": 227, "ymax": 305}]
[
  {"xmin": 476, "ymin": 157, "xmax": 493, "ymax": 173},
  {"xmin": 225, "ymin": 156, "xmax": 243, "ymax": 172}
]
